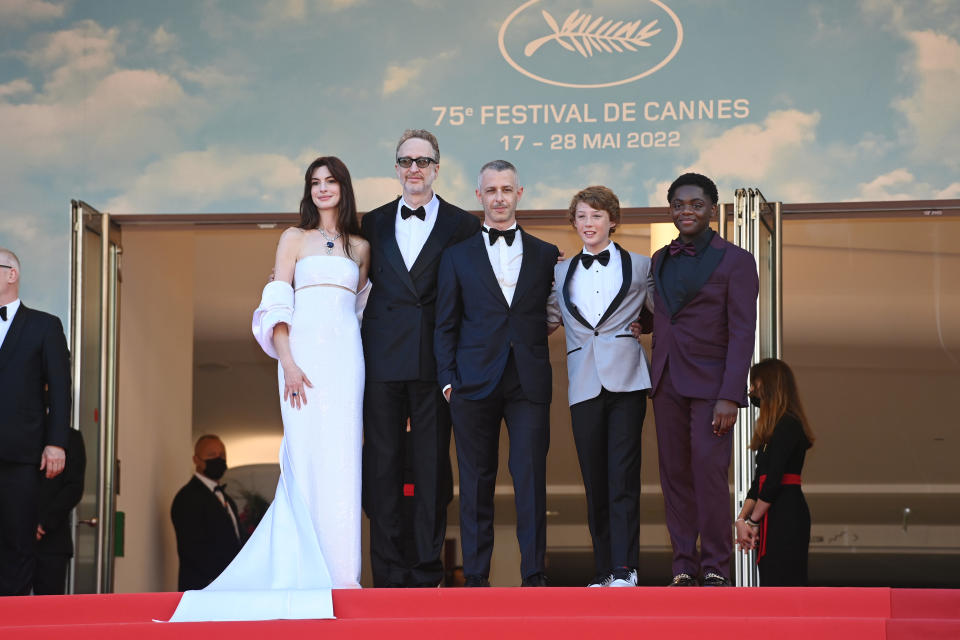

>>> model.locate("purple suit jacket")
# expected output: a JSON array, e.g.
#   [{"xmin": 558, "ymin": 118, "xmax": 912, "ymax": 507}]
[{"xmin": 650, "ymin": 232, "xmax": 759, "ymax": 406}]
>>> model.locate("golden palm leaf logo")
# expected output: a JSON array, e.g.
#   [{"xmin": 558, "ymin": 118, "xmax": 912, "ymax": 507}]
[
  {"xmin": 498, "ymin": 0, "xmax": 683, "ymax": 89},
  {"xmin": 524, "ymin": 10, "xmax": 662, "ymax": 57}
]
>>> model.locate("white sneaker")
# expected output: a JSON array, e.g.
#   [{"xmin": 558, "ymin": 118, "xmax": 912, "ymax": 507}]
[
  {"xmin": 587, "ymin": 572, "xmax": 613, "ymax": 587},
  {"xmin": 609, "ymin": 567, "xmax": 638, "ymax": 587}
]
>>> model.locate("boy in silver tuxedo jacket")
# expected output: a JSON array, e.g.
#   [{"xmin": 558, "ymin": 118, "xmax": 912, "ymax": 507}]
[{"xmin": 547, "ymin": 186, "xmax": 654, "ymax": 588}]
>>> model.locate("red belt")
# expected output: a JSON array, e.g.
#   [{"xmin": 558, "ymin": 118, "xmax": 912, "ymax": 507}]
[{"xmin": 757, "ymin": 473, "xmax": 802, "ymax": 560}]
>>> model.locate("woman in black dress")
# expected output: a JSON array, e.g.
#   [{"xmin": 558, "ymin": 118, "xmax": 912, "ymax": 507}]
[{"xmin": 735, "ymin": 358, "xmax": 815, "ymax": 586}]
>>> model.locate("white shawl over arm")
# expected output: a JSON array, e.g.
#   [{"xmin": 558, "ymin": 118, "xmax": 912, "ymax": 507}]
[{"xmin": 251, "ymin": 280, "xmax": 294, "ymax": 359}]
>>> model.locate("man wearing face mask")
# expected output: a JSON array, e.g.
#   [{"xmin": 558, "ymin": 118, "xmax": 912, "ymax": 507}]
[{"xmin": 171, "ymin": 435, "xmax": 244, "ymax": 591}]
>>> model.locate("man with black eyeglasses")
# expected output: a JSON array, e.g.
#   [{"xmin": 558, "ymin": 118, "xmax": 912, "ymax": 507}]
[
  {"xmin": 359, "ymin": 129, "xmax": 480, "ymax": 588},
  {"xmin": 0, "ymin": 248, "xmax": 71, "ymax": 596}
]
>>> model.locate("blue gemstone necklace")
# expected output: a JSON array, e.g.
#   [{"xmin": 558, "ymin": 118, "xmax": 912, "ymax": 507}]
[{"xmin": 318, "ymin": 227, "xmax": 342, "ymax": 254}]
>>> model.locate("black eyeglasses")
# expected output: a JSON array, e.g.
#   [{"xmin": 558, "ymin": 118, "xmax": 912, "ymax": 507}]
[
  {"xmin": 0, "ymin": 265, "xmax": 11, "ymax": 269},
  {"xmin": 397, "ymin": 156, "xmax": 437, "ymax": 169}
]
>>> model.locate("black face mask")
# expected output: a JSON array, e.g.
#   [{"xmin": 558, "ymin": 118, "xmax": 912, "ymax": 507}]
[
  {"xmin": 202, "ymin": 457, "xmax": 227, "ymax": 481},
  {"xmin": 749, "ymin": 395, "xmax": 762, "ymax": 408}
]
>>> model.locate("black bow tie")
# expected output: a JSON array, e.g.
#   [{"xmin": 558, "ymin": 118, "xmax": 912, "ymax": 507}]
[
  {"xmin": 0, "ymin": 306, "xmax": 6, "ymax": 321},
  {"xmin": 581, "ymin": 249, "xmax": 610, "ymax": 269},
  {"xmin": 214, "ymin": 484, "xmax": 227, "ymax": 493},
  {"xmin": 484, "ymin": 227, "xmax": 517, "ymax": 246},
  {"xmin": 401, "ymin": 205, "xmax": 426, "ymax": 221},
  {"xmin": 668, "ymin": 239, "xmax": 697, "ymax": 257}
]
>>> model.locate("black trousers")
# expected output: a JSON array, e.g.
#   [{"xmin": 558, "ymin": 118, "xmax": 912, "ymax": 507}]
[
  {"xmin": 570, "ymin": 389, "xmax": 647, "ymax": 574},
  {"xmin": 362, "ymin": 380, "xmax": 452, "ymax": 587},
  {"xmin": 0, "ymin": 462, "xmax": 39, "ymax": 596},
  {"xmin": 450, "ymin": 354, "xmax": 550, "ymax": 581},
  {"xmin": 33, "ymin": 552, "xmax": 69, "ymax": 595}
]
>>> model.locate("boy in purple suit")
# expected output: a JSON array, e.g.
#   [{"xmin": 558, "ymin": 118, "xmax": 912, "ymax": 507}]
[{"xmin": 650, "ymin": 173, "xmax": 758, "ymax": 586}]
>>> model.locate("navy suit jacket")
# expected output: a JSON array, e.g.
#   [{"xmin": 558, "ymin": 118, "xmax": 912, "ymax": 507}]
[
  {"xmin": 360, "ymin": 196, "xmax": 480, "ymax": 382},
  {"xmin": 650, "ymin": 232, "xmax": 758, "ymax": 406},
  {"xmin": 0, "ymin": 304, "xmax": 71, "ymax": 464},
  {"xmin": 435, "ymin": 229, "xmax": 559, "ymax": 403}
]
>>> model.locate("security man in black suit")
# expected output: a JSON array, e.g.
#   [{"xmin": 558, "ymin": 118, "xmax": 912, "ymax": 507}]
[
  {"xmin": 360, "ymin": 129, "xmax": 480, "ymax": 587},
  {"xmin": 0, "ymin": 248, "xmax": 71, "ymax": 596},
  {"xmin": 33, "ymin": 427, "xmax": 86, "ymax": 594},
  {"xmin": 435, "ymin": 160, "xmax": 560, "ymax": 587},
  {"xmin": 171, "ymin": 435, "xmax": 243, "ymax": 591}
]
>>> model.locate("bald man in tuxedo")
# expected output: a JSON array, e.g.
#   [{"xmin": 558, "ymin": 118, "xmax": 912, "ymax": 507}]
[{"xmin": 0, "ymin": 248, "xmax": 71, "ymax": 596}]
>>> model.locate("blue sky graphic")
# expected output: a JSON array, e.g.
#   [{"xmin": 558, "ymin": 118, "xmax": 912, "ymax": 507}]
[{"xmin": 1, "ymin": 0, "xmax": 959, "ymax": 318}]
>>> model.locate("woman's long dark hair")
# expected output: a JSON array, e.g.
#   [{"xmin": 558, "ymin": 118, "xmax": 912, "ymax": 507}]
[
  {"xmin": 749, "ymin": 358, "xmax": 815, "ymax": 450},
  {"xmin": 299, "ymin": 156, "xmax": 360, "ymax": 259}
]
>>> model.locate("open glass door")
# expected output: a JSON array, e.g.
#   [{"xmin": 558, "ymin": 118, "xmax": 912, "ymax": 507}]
[
  {"xmin": 69, "ymin": 200, "xmax": 121, "ymax": 593},
  {"xmin": 721, "ymin": 188, "xmax": 782, "ymax": 586}
]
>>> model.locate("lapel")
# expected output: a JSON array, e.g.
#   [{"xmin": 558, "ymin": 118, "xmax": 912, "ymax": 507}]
[
  {"xmin": 561, "ymin": 254, "xmax": 594, "ymax": 330},
  {"xmin": 409, "ymin": 197, "xmax": 457, "ymax": 280},
  {"xmin": 194, "ymin": 476, "xmax": 220, "ymax": 508},
  {"xmin": 652, "ymin": 248, "xmax": 667, "ymax": 312},
  {"xmin": 673, "ymin": 232, "xmax": 727, "ymax": 315},
  {"xmin": 595, "ymin": 244, "xmax": 633, "ymax": 329},
  {"xmin": 0, "ymin": 303, "xmax": 28, "ymax": 372},
  {"xmin": 223, "ymin": 494, "xmax": 242, "ymax": 539},
  {"xmin": 510, "ymin": 227, "xmax": 538, "ymax": 308},
  {"xmin": 469, "ymin": 232, "xmax": 510, "ymax": 308},
  {"xmin": 376, "ymin": 199, "xmax": 417, "ymax": 297},
  {"xmin": 195, "ymin": 476, "xmax": 237, "ymax": 530}
]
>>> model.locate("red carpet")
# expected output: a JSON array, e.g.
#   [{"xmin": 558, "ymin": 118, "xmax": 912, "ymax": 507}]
[{"xmin": 0, "ymin": 587, "xmax": 956, "ymax": 639}]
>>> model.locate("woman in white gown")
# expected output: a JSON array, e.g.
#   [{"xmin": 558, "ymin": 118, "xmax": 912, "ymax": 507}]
[{"xmin": 171, "ymin": 156, "xmax": 370, "ymax": 622}]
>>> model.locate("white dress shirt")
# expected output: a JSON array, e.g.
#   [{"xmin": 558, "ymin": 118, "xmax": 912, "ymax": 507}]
[
  {"xmin": 395, "ymin": 193, "xmax": 439, "ymax": 270},
  {"xmin": 482, "ymin": 223, "xmax": 523, "ymax": 306},
  {"xmin": 194, "ymin": 471, "xmax": 240, "ymax": 540},
  {"xmin": 0, "ymin": 298, "xmax": 21, "ymax": 348},
  {"xmin": 570, "ymin": 242, "xmax": 621, "ymax": 326}
]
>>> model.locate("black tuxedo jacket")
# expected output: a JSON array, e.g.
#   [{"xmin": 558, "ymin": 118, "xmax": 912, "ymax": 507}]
[
  {"xmin": 435, "ymin": 229, "xmax": 560, "ymax": 403},
  {"xmin": 360, "ymin": 196, "xmax": 480, "ymax": 383},
  {"xmin": 0, "ymin": 304, "xmax": 71, "ymax": 464},
  {"xmin": 170, "ymin": 475, "xmax": 244, "ymax": 591},
  {"xmin": 36, "ymin": 428, "xmax": 86, "ymax": 556}
]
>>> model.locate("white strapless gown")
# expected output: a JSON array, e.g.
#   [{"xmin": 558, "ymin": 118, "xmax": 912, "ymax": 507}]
[{"xmin": 170, "ymin": 255, "xmax": 366, "ymax": 622}]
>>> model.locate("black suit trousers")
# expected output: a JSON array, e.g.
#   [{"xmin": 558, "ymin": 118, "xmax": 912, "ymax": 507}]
[
  {"xmin": 0, "ymin": 462, "xmax": 39, "ymax": 596},
  {"xmin": 32, "ymin": 552, "xmax": 69, "ymax": 595},
  {"xmin": 450, "ymin": 353, "xmax": 549, "ymax": 581},
  {"xmin": 362, "ymin": 380, "xmax": 452, "ymax": 587},
  {"xmin": 570, "ymin": 389, "xmax": 647, "ymax": 573}
]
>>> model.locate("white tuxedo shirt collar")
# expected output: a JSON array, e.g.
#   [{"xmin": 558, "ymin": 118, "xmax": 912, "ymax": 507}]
[
  {"xmin": 0, "ymin": 298, "xmax": 21, "ymax": 348},
  {"xmin": 581, "ymin": 241, "xmax": 615, "ymax": 257},
  {"xmin": 194, "ymin": 471, "xmax": 220, "ymax": 493}
]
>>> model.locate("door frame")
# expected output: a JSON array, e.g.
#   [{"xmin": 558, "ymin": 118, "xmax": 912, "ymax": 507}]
[{"xmin": 69, "ymin": 200, "xmax": 121, "ymax": 593}]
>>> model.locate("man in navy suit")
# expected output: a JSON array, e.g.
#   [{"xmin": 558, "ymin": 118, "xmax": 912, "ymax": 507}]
[
  {"xmin": 360, "ymin": 129, "xmax": 480, "ymax": 588},
  {"xmin": 435, "ymin": 160, "xmax": 559, "ymax": 587},
  {"xmin": 649, "ymin": 173, "xmax": 758, "ymax": 586},
  {"xmin": 0, "ymin": 248, "xmax": 71, "ymax": 596}
]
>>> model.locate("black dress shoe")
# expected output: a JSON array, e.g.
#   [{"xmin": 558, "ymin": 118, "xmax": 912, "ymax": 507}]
[
  {"xmin": 521, "ymin": 572, "xmax": 548, "ymax": 587},
  {"xmin": 702, "ymin": 572, "xmax": 732, "ymax": 586},
  {"xmin": 464, "ymin": 575, "xmax": 491, "ymax": 587},
  {"xmin": 668, "ymin": 573, "xmax": 697, "ymax": 586}
]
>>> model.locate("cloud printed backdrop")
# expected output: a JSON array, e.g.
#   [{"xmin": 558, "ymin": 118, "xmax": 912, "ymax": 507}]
[{"xmin": 1, "ymin": 0, "xmax": 958, "ymax": 319}]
